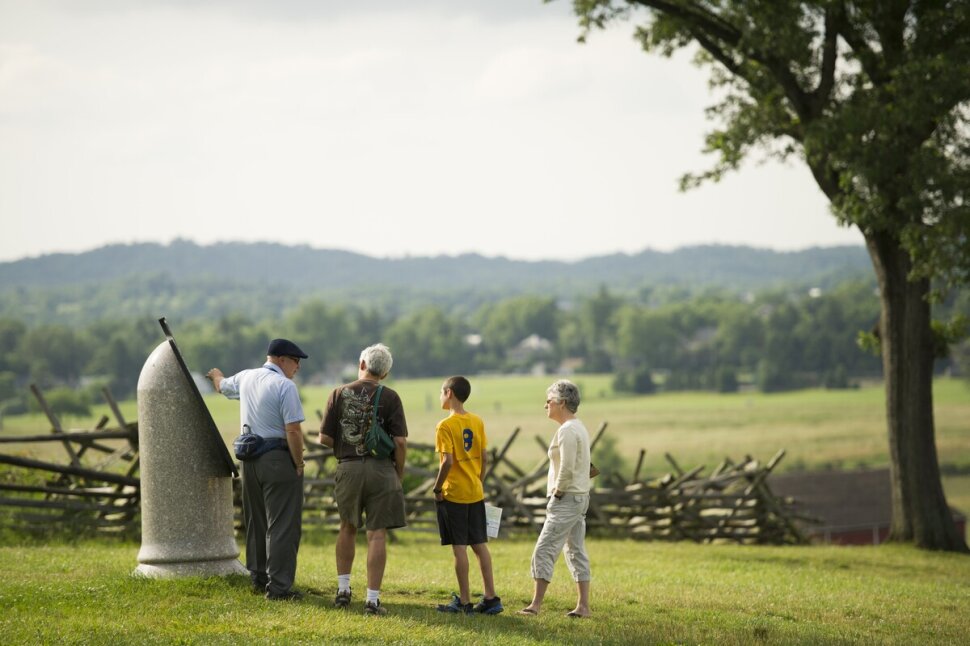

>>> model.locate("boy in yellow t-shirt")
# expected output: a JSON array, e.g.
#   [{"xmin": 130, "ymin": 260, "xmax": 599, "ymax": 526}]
[{"xmin": 432, "ymin": 376, "xmax": 503, "ymax": 615}]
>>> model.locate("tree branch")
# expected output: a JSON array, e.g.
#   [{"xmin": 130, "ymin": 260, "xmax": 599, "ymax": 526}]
[
  {"xmin": 690, "ymin": 29, "xmax": 744, "ymax": 77},
  {"xmin": 834, "ymin": 0, "xmax": 888, "ymax": 84},
  {"xmin": 871, "ymin": 0, "xmax": 909, "ymax": 68},
  {"xmin": 806, "ymin": 158, "xmax": 843, "ymax": 204},
  {"xmin": 630, "ymin": 1, "xmax": 813, "ymax": 120},
  {"xmin": 808, "ymin": 5, "xmax": 840, "ymax": 118},
  {"xmin": 629, "ymin": 0, "xmax": 743, "ymax": 46}
]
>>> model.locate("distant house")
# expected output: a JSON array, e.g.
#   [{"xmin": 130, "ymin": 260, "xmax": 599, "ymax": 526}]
[
  {"xmin": 505, "ymin": 334, "xmax": 553, "ymax": 375},
  {"xmin": 770, "ymin": 468, "xmax": 967, "ymax": 545},
  {"xmin": 511, "ymin": 334, "xmax": 553, "ymax": 355}
]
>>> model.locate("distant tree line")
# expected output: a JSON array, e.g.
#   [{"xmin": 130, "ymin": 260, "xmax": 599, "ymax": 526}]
[
  {"xmin": 0, "ymin": 242, "xmax": 874, "ymax": 328},
  {"xmin": 3, "ymin": 279, "xmax": 966, "ymax": 417}
]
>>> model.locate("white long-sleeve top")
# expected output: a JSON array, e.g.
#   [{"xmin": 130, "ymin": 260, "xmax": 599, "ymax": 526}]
[{"xmin": 546, "ymin": 418, "xmax": 591, "ymax": 496}]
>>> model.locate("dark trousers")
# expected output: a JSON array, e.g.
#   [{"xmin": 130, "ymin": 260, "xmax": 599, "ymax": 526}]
[{"xmin": 242, "ymin": 450, "xmax": 303, "ymax": 595}]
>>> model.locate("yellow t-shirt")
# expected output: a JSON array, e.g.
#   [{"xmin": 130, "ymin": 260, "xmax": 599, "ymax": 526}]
[{"xmin": 435, "ymin": 412, "xmax": 487, "ymax": 504}]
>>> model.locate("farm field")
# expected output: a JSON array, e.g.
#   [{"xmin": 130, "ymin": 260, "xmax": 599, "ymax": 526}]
[
  {"xmin": 0, "ymin": 535, "xmax": 968, "ymax": 645},
  {"xmin": 3, "ymin": 375, "xmax": 968, "ymax": 513}
]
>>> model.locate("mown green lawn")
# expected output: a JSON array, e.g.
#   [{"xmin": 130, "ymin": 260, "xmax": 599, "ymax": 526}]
[{"xmin": 1, "ymin": 535, "xmax": 968, "ymax": 645}]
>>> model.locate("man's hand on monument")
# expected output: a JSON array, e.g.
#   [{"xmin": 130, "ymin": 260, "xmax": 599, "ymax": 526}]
[{"xmin": 206, "ymin": 368, "xmax": 224, "ymax": 393}]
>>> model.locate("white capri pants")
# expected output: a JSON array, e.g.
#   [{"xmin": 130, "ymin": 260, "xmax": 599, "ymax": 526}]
[{"xmin": 530, "ymin": 492, "xmax": 591, "ymax": 582}]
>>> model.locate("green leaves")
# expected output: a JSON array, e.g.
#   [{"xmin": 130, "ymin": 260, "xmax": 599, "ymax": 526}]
[{"xmin": 572, "ymin": 1, "xmax": 970, "ymax": 288}]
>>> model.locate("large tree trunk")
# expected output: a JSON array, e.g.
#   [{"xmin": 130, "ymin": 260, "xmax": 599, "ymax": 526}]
[{"xmin": 866, "ymin": 232, "xmax": 968, "ymax": 552}]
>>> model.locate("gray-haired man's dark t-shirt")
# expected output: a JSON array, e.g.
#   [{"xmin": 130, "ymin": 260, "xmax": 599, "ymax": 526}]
[{"xmin": 320, "ymin": 379, "xmax": 408, "ymax": 460}]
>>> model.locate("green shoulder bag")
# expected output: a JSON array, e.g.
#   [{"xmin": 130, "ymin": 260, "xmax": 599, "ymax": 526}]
[{"xmin": 364, "ymin": 385, "xmax": 396, "ymax": 459}]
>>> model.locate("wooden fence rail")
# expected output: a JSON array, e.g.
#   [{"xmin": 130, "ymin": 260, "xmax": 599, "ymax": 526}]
[{"xmin": 0, "ymin": 386, "xmax": 140, "ymax": 535}]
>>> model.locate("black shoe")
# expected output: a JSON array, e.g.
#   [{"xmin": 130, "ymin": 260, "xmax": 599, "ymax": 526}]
[
  {"xmin": 334, "ymin": 588, "xmax": 352, "ymax": 608},
  {"xmin": 251, "ymin": 580, "xmax": 268, "ymax": 595},
  {"xmin": 363, "ymin": 599, "xmax": 387, "ymax": 616},
  {"xmin": 473, "ymin": 595, "xmax": 504, "ymax": 615},
  {"xmin": 266, "ymin": 589, "xmax": 303, "ymax": 601}
]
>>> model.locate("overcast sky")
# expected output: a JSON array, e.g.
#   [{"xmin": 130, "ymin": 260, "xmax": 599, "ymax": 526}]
[{"xmin": 0, "ymin": 0, "xmax": 864, "ymax": 264}]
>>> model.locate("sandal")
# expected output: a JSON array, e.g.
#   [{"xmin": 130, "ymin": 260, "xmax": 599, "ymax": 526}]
[{"xmin": 516, "ymin": 608, "xmax": 539, "ymax": 616}]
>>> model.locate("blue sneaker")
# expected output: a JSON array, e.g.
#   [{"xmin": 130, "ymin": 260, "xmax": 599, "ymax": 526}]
[
  {"xmin": 474, "ymin": 595, "xmax": 504, "ymax": 615},
  {"xmin": 437, "ymin": 592, "xmax": 474, "ymax": 614}
]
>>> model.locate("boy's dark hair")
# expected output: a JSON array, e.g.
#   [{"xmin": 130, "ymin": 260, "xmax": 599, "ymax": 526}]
[{"xmin": 443, "ymin": 376, "xmax": 471, "ymax": 403}]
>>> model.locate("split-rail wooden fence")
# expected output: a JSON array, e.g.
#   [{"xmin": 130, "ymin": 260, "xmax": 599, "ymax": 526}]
[
  {"xmin": 0, "ymin": 386, "xmax": 139, "ymax": 536},
  {"xmin": 0, "ymin": 386, "xmax": 807, "ymax": 544}
]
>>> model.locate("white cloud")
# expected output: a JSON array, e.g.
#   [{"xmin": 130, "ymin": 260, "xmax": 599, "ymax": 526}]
[{"xmin": 0, "ymin": 0, "xmax": 863, "ymax": 263}]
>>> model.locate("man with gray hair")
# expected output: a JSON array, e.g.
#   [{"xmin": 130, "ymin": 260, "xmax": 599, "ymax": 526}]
[{"xmin": 319, "ymin": 343, "xmax": 408, "ymax": 615}]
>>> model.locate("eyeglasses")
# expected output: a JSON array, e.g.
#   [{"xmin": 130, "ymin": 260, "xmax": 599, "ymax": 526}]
[
  {"xmin": 545, "ymin": 398, "xmax": 558, "ymax": 405},
  {"xmin": 285, "ymin": 356, "xmax": 301, "ymax": 366}
]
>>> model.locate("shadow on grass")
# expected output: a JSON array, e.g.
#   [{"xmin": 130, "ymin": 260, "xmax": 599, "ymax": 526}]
[{"xmin": 380, "ymin": 595, "xmax": 650, "ymax": 646}]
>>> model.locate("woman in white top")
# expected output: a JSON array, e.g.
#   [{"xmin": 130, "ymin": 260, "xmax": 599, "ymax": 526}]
[{"xmin": 518, "ymin": 379, "xmax": 592, "ymax": 618}]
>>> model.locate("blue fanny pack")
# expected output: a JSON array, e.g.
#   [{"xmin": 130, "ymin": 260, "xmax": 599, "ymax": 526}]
[{"xmin": 233, "ymin": 425, "xmax": 289, "ymax": 461}]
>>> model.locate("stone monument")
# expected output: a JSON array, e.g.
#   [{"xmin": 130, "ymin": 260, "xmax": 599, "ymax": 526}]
[{"xmin": 134, "ymin": 318, "xmax": 246, "ymax": 577}]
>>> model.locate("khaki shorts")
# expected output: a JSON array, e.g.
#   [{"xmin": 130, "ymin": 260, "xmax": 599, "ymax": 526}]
[{"xmin": 334, "ymin": 457, "xmax": 407, "ymax": 531}]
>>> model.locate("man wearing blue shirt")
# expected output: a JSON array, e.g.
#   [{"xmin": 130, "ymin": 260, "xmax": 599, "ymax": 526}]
[{"xmin": 207, "ymin": 338, "xmax": 308, "ymax": 601}]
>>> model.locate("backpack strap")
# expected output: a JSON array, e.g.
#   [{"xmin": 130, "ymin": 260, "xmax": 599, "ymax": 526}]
[{"xmin": 371, "ymin": 385, "xmax": 384, "ymax": 427}]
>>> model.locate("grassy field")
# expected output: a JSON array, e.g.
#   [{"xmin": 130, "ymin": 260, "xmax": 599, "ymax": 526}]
[
  {"xmin": 3, "ymin": 375, "xmax": 968, "ymax": 511},
  {"xmin": 1, "ymin": 378, "xmax": 969, "ymax": 643},
  {"xmin": 1, "ymin": 535, "xmax": 968, "ymax": 645}
]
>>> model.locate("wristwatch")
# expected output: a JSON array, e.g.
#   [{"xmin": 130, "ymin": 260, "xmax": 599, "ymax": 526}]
[{"xmin": 433, "ymin": 489, "xmax": 442, "ymax": 494}]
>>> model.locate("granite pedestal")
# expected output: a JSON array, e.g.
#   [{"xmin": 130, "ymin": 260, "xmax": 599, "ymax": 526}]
[{"xmin": 134, "ymin": 340, "xmax": 246, "ymax": 578}]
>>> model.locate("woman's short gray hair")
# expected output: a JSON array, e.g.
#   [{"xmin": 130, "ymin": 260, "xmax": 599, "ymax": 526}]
[
  {"xmin": 547, "ymin": 379, "xmax": 580, "ymax": 413},
  {"xmin": 360, "ymin": 343, "xmax": 393, "ymax": 378}
]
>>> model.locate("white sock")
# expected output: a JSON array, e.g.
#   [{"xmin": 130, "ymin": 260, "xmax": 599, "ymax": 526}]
[
  {"xmin": 337, "ymin": 574, "xmax": 351, "ymax": 593},
  {"xmin": 366, "ymin": 588, "xmax": 380, "ymax": 604}
]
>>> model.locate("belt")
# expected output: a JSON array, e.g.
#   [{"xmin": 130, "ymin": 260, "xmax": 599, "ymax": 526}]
[
  {"xmin": 338, "ymin": 455, "xmax": 389, "ymax": 463},
  {"xmin": 262, "ymin": 438, "xmax": 289, "ymax": 451}
]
